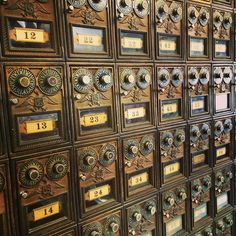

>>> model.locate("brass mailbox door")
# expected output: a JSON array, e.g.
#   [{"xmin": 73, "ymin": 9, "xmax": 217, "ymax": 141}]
[
  {"xmin": 159, "ymin": 126, "xmax": 186, "ymax": 185},
  {"xmin": 64, "ymin": 0, "xmax": 113, "ymax": 60},
  {"xmin": 161, "ymin": 184, "xmax": 188, "ymax": 236},
  {"xmin": 81, "ymin": 210, "xmax": 122, "ymax": 236},
  {"xmin": 70, "ymin": 64, "xmax": 117, "ymax": 142},
  {"xmin": 125, "ymin": 196, "xmax": 158, "ymax": 235},
  {"xmin": 118, "ymin": 64, "xmax": 155, "ymax": 132},
  {"xmin": 213, "ymin": 65, "xmax": 233, "ymax": 115},
  {"xmin": 121, "ymin": 132, "xmax": 156, "ymax": 201},
  {"xmin": 3, "ymin": 63, "xmax": 70, "ymax": 155},
  {"xmin": 155, "ymin": 0, "xmax": 185, "ymax": 60},
  {"xmin": 190, "ymin": 174, "xmax": 212, "ymax": 231},
  {"xmin": 76, "ymin": 139, "xmax": 121, "ymax": 218},
  {"xmin": 212, "ymin": 9, "xmax": 233, "ymax": 61},
  {"xmin": 214, "ymin": 165, "xmax": 234, "ymax": 217},
  {"xmin": 157, "ymin": 65, "xmax": 185, "ymax": 124},
  {"xmin": 115, "ymin": 0, "xmax": 152, "ymax": 60},
  {"xmin": 13, "ymin": 149, "xmax": 75, "ymax": 236},
  {"xmin": 187, "ymin": 3, "xmax": 211, "ymax": 61},
  {"xmin": 189, "ymin": 121, "xmax": 212, "ymax": 174},
  {"xmin": 0, "ymin": 0, "xmax": 62, "ymax": 58},
  {"xmin": 215, "ymin": 212, "xmax": 234, "ymax": 235},
  {"xmin": 187, "ymin": 65, "xmax": 211, "ymax": 119},
  {"xmin": 213, "ymin": 117, "xmax": 233, "ymax": 165}
]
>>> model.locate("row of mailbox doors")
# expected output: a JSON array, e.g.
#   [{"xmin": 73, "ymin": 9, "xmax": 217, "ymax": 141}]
[
  {"xmin": 0, "ymin": 63, "xmax": 235, "ymax": 155},
  {"xmin": 0, "ymin": 0, "xmax": 236, "ymax": 61},
  {"xmin": 0, "ymin": 155, "xmax": 236, "ymax": 235}
]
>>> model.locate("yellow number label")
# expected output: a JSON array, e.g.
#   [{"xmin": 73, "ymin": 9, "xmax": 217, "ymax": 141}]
[
  {"xmin": 125, "ymin": 107, "xmax": 146, "ymax": 120},
  {"xmin": 192, "ymin": 100, "xmax": 204, "ymax": 110},
  {"xmin": 33, "ymin": 202, "xmax": 60, "ymax": 221},
  {"xmin": 9, "ymin": 27, "xmax": 49, "ymax": 43},
  {"xmin": 162, "ymin": 103, "xmax": 177, "ymax": 114},
  {"xmin": 215, "ymin": 43, "xmax": 226, "ymax": 53},
  {"xmin": 216, "ymin": 147, "xmax": 226, "ymax": 157},
  {"xmin": 85, "ymin": 185, "xmax": 111, "ymax": 201},
  {"xmin": 121, "ymin": 37, "xmax": 143, "ymax": 49},
  {"xmin": 164, "ymin": 162, "xmax": 180, "ymax": 176},
  {"xmin": 22, "ymin": 119, "xmax": 54, "ymax": 134},
  {"xmin": 192, "ymin": 154, "xmax": 205, "ymax": 165},
  {"xmin": 160, "ymin": 40, "xmax": 177, "ymax": 51},
  {"xmin": 129, "ymin": 172, "xmax": 149, "ymax": 187},
  {"xmin": 80, "ymin": 113, "xmax": 108, "ymax": 127},
  {"xmin": 75, "ymin": 34, "xmax": 102, "ymax": 46}
]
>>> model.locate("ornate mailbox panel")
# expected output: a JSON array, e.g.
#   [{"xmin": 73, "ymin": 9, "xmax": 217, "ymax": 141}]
[
  {"xmin": 190, "ymin": 175, "xmax": 212, "ymax": 229},
  {"xmin": 13, "ymin": 149, "xmax": 74, "ymax": 236},
  {"xmin": 213, "ymin": 0, "xmax": 234, "ymax": 8},
  {"xmin": 215, "ymin": 212, "xmax": 234, "ymax": 235},
  {"xmin": 155, "ymin": 0, "xmax": 184, "ymax": 60},
  {"xmin": 159, "ymin": 126, "xmax": 186, "ymax": 185},
  {"xmin": 125, "ymin": 197, "xmax": 158, "ymax": 235},
  {"xmin": 64, "ymin": 0, "xmax": 113, "ymax": 60},
  {"xmin": 161, "ymin": 184, "xmax": 188, "ymax": 236},
  {"xmin": 188, "ymin": 66, "xmax": 211, "ymax": 119},
  {"xmin": 81, "ymin": 210, "xmax": 122, "ymax": 236},
  {"xmin": 122, "ymin": 133, "xmax": 156, "ymax": 201},
  {"xmin": 214, "ymin": 118, "xmax": 233, "ymax": 164},
  {"xmin": 187, "ymin": 3, "xmax": 211, "ymax": 60},
  {"xmin": 193, "ymin": 225, "xmax": 214, "ymax": 236},
  {"xmin": 157, "ymin": 65, "xmax": 185, "ymax": 124},
  {"xmin": 213, "ymin": 65, "xmax": 233, "ymax": 115},
  {"xmin": 214, "ymin": 166, "xmax": 233, "ymax": 216},
  {"xmin": 115, "ymin": 0, "xmax": 152, "ymax": 60},
  {"xmin": 0, "ymin": 0, "xmax": 61, "ymax": 58},
  {"xmin": 77, "ymin": 140, "xmax": 120, "ymax": 217},
  {"xmin": 189, "ymin": 122, "xmax": 211, "ymax": 173},
  {"xmin": 70, "ymin": 64, "xmax": 116, "ymax": 141},
  {"xmin": 118, "ymin": 65, "xmax": 154, "ymax": 132},
  {"xmin": 212, "ymin": 9, "xmax": 233, "ymax": 60},
  {"xmin": 4, "ymin": 63, "xmax": 69, "ymax": 154},
  {"xmin": 0, "ymin": 163, "xmax": 11, "ymax": 236}
]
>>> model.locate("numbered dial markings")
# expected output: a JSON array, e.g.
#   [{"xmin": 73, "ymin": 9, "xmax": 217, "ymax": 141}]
[
  {"xmin": 104, "ymin": 215, "xmax": 121, "ymax": 235},
  {"xmin": 174, "ymin": 130, "xmax": 185, "ymax": 147},
  {"xmin": 137, "ymin": 68, "xmax": 151, "ymax": 90},
  {"xmin": 88, "ymin": 0, "xmax": 107, "ymax": 11},
  {"xmin": 38, "ymin": 68, "xmax": 62, "ymax": 96},
  {"xmin": 199, "ymin": 8, "xmax": 209, "ymax": 27},
  {"xmin": 202, "ymin": 176, "xmax": 211, "ymax": 192},
  {"xmin": 79, "ymin": 149, "xmax": 98, "ymax": 172},
  {"xmin": 201, "ymin": 123, "xmax": 210, "ymax": 140},
  {"xmin": 223, "ymin": 13, "xmax": 232, "ymax": 30},
  {"xmin": 170, "ymin": 2, "xmax": 182, "ymax": 23},
  {"xmin": 99, "ymin": 144, "xmax": 117, "ymax": 166},
  {"xmin": 164, "ymin": 192, "xmax": 175, "ymax": 210},
  {"xmin": 139, "ymin": 135, "xmax": 154, "ymax": 156},
  {"xmin": 19, "ymin": 160, "xmax": 44, "ymax": 187},
  {"xmin": 199, "ymin": 68, "xmax": 209, "ymax": 85},
  {"xmin": 129, "ymin": 206, "xmax": 142, "ymax": 227},
  {"xmin": 84, "ymin": 223, "xmax": 103, "ymax": 236},
  {"xmin": 121, "ymin": 69, "xmax": 136, "ymax": 91},
  {"xmin": 9, "ymin": 68, "xmax": 36, "ymax": 97},
  {"xmin": 189, "ymin": 68, "xmax": 199, "ymax": 86},
  {"xmin": 158, "ymin": 69, "xmax": 170, "ymax": 88},
  {"xmin": 94, "ymin": 69, "xmax": 113, "ymax": 92},
  {"xmin": 73, "ymin": 68, "xmax": 93, "ymax": 94},
  {"xmin": 223, "ymin": 68, "xmax": 232, "ymax": 84},
  {"xmin": 143, "ymin": 200, "xmax": 156, "ymax": 220},
  {"xmin": 134, "ymin": 0, "xmax": 149, "ymax": 18},
  {"xmin": 117, "ymin": 0, "xmax": 133, "ymax": 15},
  {"xmin": 172, "ymin": 68, "xmax": 183, "ymax": 87},
  {"xmin": 46, "ymin": 155, "xmax": 69, "ymax": 181},
  {"xmin": 0, "ymin": 173, "xmax": 5, "ymax": 192},
  {"xmin": 224, "ymin": 119, "xmax": 232, "ymax": 133},
  {"xmin": 176, "ymin": 188, "xmax": 187, "ymax": 203},
  {"xmin": 213, "ymin": 11, "xmax": 223, "ymax": 29},
  {"xmin": 124, "ymin": 140, "xmax": 139, "ymax": 160},
  {"xmin": 214, "ymin": 68, "xmax": 223, "ymax": 85},
  {"xmin": 190, "ymin": 125, "xmax": 201, "ymax": 143},
  {"xmin": 67, "ymin": 0, "xmax": 86, "ymax": 8},
  {"xmin": 214, "ymin": 121, "xmax": 224, "ymax": 137},
  {"xmin": 161, "ymin": 131, "xmax": 173, "ymax": 150},
  {"xmin": 188, "ymin": 6, "xmax": 199, "ymax": 25},
  {"xmin": 156, "ymin": 0, "xmax": 169, "ymax": 21}
]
